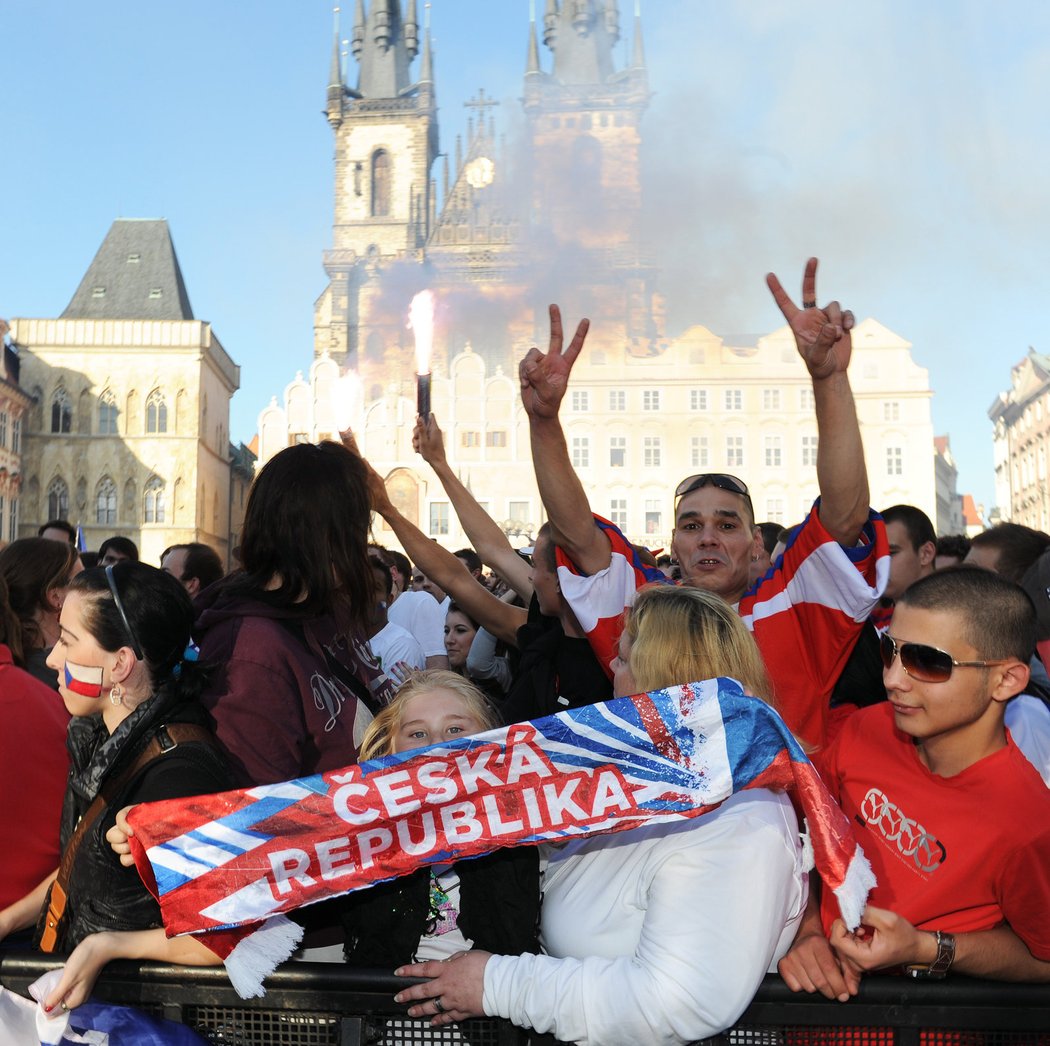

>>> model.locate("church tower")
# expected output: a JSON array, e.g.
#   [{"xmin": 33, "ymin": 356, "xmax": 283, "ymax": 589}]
[
  {"xmin": 315, "ymin": 1, "xmax": 438, "ymax": 370},
  {"xmin": 523, "ymin": 1, "xmax": 661, "ymax": 355}
]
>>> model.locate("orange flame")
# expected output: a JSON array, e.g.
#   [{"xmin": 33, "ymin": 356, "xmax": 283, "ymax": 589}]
[{"xmin": 409, "ymin": 290, "xmax": 435, "ymax": 376}]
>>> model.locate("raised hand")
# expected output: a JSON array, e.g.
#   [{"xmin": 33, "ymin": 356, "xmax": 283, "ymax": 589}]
[
  {"xmin": 519, "ymin": 304, "xmax": 590, "ymax": 420},
  {"xmin": 766, "ymin": 258, "xmax": 854, "ymax": 381},
  {"xmin": 413, "ymin": 414, "xmax": 448, "ymax": 467}
]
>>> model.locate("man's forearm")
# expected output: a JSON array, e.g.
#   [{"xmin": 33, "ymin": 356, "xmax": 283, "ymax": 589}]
[
  {"xmin": 529, "ymin": 415, "xmax": 610, "ymax": 573},
  {"xmin": 813, "ymin": 371, "xmax": 870, "ymax": 546},
  {"xmin": 951, "ymin": 925, "xmax": 1050, "ymax": 983}
]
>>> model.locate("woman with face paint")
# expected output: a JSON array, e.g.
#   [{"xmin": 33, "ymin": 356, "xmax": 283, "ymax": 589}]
[{"xmin": 0, "ymin": 562, "xmax": 232, "ymax": 1015}]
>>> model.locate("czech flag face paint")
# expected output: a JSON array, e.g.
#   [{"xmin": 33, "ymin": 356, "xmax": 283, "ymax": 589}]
[{"xmin": 64, "ymin": 660, "xmax": 104, "ymax": 699}]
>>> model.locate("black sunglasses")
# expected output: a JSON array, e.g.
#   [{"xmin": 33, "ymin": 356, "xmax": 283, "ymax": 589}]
[
  {"xmin": 105, "ymin": 564, "xmax": 144, "ymax": 660},
  {"xmin": 879, "ymin": 632, "xmax": 1010, "ymax": 684}
]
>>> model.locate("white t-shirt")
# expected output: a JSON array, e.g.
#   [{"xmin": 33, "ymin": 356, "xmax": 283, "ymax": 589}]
[
  {"xmin": 483, "ymin": 789, "xmax": 807, "ymax": 1046},
  {"xmin": 388, "ymin": 590, "xmax": 447, "ymax": 658},
  {"xmin": 368, "ymin": 621, "xmax": 426, "ymax": 674}
]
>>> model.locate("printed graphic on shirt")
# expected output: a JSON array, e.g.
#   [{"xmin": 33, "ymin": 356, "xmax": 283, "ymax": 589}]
[{"xmin": 859, "ymin": 786, "xmax": 946, "ymax": 875}]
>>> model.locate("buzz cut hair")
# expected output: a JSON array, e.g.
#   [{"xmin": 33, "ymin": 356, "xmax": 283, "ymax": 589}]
[{"xmin": 897, "ymin": 566, "xmax": 1036, "ymax": 663}]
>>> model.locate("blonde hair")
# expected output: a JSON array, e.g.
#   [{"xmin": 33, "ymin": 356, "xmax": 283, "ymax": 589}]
[
  {"xmin": 624, "ymin": 585, "xmax": 775, "ymax": 707},
  {"xmin": 359, "ymin": 669, "xmax": 502, "ymax": 760}
]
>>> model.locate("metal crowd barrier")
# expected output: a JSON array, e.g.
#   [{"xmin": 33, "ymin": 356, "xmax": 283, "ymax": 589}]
[{"xmin": 3, "ymin": 949, "xmax": 1050, "ymax": 1045}]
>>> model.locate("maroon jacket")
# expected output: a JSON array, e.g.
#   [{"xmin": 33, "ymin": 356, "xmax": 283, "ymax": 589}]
[{"xmin": 194, "ymin": 582, "xmax": 394, "ymax": 787}]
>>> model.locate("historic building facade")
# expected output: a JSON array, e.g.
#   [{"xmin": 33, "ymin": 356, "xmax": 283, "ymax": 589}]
[
  {"xmin": 0, "ymin": 327, "xmax": 33, "ymax": 544},
  {"xmin": 261, "ymin": 1, "xmax": 943, "ymax": 549},
  {"xmin": 989, "ymin": 348, "xmax": 1050, "ymax": 531},
  {"xmin": 10, "ymin": 219, "xmax": 241, "ymax": 565}
]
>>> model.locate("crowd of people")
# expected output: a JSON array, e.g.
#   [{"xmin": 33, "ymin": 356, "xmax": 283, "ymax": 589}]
[{"xmin": 2, "ymin": 259, "xmax": 1050, "ymax": 1045}]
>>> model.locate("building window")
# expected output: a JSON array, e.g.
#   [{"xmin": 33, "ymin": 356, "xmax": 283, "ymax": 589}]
[
  {"xmin": 724, "ymin": 389, "xmax": 743, "ymax": 412},
  {"xmin": 571, "ymin": 437, "xmax": 590, "ymax": 468},
  {"xmin": 47, "ymin": 477, "xmax": 68, "ymax": 521},
  {"xmin": 643, "ymin": 390, "xmax": 661, "ymax": 411},
  {"xmin": 461, "ymin": 431, "xmax": 481, "ymax": 448},
  {"xmin": 96, "ymin": 477, "xmax": 117, "ymax": 525},
  {"xmin": 371, "ymin": 149, "xmax": 391, "ymax": 217},
  {"xmin": 763, "ymin": 389, "xmax": 781, "ymax": 411},
  {"xmin": 0, "ymin": 412, "xmax": 7, "ymax": 449},
  {"xmin": 429, "ymin": 502, "xmax": 449, "ymax": 535},
  {"xmin": 643, "ymin": 436, "xmax": 662, "ymax": 468},
  {"xmin": 690, "ymin": 389, "xmax": 708, "ymax": 411},
  {"xmin": 486, "ymin": 430, "xmax": 507, "ymax": 448},
  {"xmin": 609, "ymin": 390, "xmax": 626, "ymax": 411},
  {"xmin": 766, "ymin": 498, "xmax": 785, "ymax": 524},
  {"xmin": 98, "ymin": 392, "xmax": 119, "ymax": 435},
  {"xmin": 146, "ymin": 391, "xmax": 168, "ymax": 434},
  {"xmin": 571, "ymin": 390, "xmax": 590, "ymax": 412},
  {"xmin": 12, "ymin": 418, "xmax": 20, "ymax": 454},
  {"xmin": 609, "ymin": 436, "xmax": 626, "ymax": 468},
  {"xmin": 691, "ymin": 436, "xmax": 709, "ymax": 468},
  {"xmin": 610, "ymin": 498, "xmax": 627, "ymax": 529},
  {"xmin": 799, "ymin": 388, "xmax": 815, "ymax": 411},
  {"xmin": 764, "ymin": 436, "xmax": 782, "ymax": 468},
  {"xmin": 508, "ymin": 500, "xmax": 530, "ymax": 522},
  {"xmin": 883, "ymin": 401, "xmax": 901, "ymax": 422},
  {"xmin": 801, "ymin": 435, "xmax": 818, "ymax": 468},
  {"xmin": 726, "ymin": 435, "xmax": 744, "ymax": 468},
  {"xmin": 886, "ymin": 446, "xmax": 903, "ymax": 476},
  {"xmin": 645, "ymin": 500, "xmax": 662, "ymax": 535},
  {"xmin": 51, "ymin": 388, "xmax": 72, "ymax": 434},
  {"xmin": 144, "ymin": 477, "xmax": 166, "ymax": 523},
  {"xmin": 8, "ymin": 499, "xmax": 16, "ymax": 543}
]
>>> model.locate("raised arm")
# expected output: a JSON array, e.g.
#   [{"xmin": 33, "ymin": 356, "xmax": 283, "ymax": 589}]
[
  {"xmin": 358, "ymin": 452, "xmax": 526, "ymax": 647},
  {"xmin": 521, "ymin": 305, "xmax": 612, "ymax": 575},
  {"xmin": 413, "ymin": 414, "xmax": 532, "ymax": 601},
  {"xmin": 767, "ymin": 259, "xmax": 869, "ymax": 547}
]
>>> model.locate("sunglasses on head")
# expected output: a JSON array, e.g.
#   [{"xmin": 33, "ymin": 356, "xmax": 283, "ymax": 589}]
[
  {"xmin": 879, "ymin": 631, "xmax": 1010, "ymax": 683},
  {"xmin": 674, "ymin": 473, "xmax": 754, "ymax": 516}
]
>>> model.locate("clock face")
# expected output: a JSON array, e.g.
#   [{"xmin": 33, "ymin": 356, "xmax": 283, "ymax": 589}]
[{"xmin": 464, "ymin": 156, "xmax": 495, "ymax": 189}]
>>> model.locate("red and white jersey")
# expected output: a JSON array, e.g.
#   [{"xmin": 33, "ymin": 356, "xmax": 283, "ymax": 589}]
[{"xmin": 555, "ymin": 501, "xmax": 889, "ymax": 749}]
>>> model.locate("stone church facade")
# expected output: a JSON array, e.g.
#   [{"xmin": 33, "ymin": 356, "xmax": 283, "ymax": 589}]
[
  {"xmin": 10, "ymin": 219, "xmax": 241, "ymax": 565},
  {"xmin": 259, "ymin": 1, "xmax": 942, "ymax": 548}
]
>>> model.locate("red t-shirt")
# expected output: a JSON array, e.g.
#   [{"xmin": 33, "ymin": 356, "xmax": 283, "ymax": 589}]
[
  {"xmin": 0, "ymin": 644, "xmax": 70, "ymax": 908},
  {"xmin": 818, "ymin": 703, "xmax": 1050, "ymax": 959}
]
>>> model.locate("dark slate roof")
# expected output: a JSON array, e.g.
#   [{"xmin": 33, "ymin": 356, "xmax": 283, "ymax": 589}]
[{"xmin": 61, "ymin": 219, "xmax": 194, "ymax": 321}]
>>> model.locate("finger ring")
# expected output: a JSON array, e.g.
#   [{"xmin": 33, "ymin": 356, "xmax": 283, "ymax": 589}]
[
  {"xmin": 433, "ymin": 996, "xmax": 445, "ymax": 1014},
  {"xmin": 59, "ymin": 1001, "xmax": 69, "ymax": 1012},
  {"xmin": 803, "ymin": 300, "xmax": 817, "ymax": 309}
]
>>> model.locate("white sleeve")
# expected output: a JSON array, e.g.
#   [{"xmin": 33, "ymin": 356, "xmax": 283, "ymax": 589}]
[
  {"xmin": 465, "ymin": 627, "xmax": 513, "ymax": 693},
  {"xmin": 482, "ymin": 795, "xmax": 807, "ymax": 1046}
]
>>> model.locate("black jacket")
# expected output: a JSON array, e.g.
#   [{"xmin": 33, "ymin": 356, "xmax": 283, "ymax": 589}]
[{"xmin": 38, "ymin": 690, "xmax": 231, "ymax": 953}]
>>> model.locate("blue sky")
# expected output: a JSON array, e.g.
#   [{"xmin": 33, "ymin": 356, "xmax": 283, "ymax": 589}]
[{"xmin": 5, "ymin": 0, "xmax": 1049, "ymax": 515}]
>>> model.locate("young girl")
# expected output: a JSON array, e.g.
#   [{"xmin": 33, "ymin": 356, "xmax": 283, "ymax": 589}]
[{"xmin": 339, "ymin": 670, "xmax": 539, "ymax": 967}]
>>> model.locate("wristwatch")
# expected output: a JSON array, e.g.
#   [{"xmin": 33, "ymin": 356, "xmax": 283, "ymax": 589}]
[{"xmin": 904, "ymin": 930, "xmax": 956, "ymax": 979}]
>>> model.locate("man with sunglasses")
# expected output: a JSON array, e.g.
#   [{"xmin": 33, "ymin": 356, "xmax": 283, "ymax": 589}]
[
  {"xmin": 520, "ymin": 259, "xmax": 888, "ymax": 750},
  {"xmin": 780, "ymin": 567, "xmax": 1050, "ymax": 996}
]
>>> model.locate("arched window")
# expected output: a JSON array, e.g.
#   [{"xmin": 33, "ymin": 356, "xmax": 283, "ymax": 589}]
[
  {"xmin": 146, "ymin": 390, "xmax": 168, "ymax": 434},
  {"xmin": 96, "ymin": 477, "xmax": 117, "ymax": 525},
  {"xmin": 46, "ymin": 477, "xmax": 68, "ymax": 520},
  {"xmin": 144, "ymin": 476, "xmax": 166, "ymax": 524},
  {"xmin": 51, "ymin": 388, "xmax": 72, "ymax": 434},
  {"xmin": 371, "ymin": 149, "xmax": 391, "ymax": 217},
  {"xmin": 98, "ymin": 391, "xmax": 119, "ymax": 435}
]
